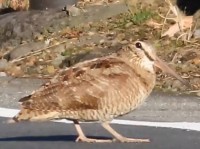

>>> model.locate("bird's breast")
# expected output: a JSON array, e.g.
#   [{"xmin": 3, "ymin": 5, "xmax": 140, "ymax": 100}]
[{"xmin": 100, "ymin": 71, "xmax": 156, "ymax": 119}]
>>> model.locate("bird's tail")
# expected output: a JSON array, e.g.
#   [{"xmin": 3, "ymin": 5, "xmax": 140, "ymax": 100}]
[{"xmin": 7, "ymin": 108, "xmax": 60, "ymax": 123}]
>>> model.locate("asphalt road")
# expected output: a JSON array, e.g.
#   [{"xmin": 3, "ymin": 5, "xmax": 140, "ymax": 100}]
[
  {"xmin": 0, "ymin": 77, "xmax": 200, "ymax": 149},
  {"xmin": 0, "ymin": 117, "xmax": 200, "ymax": 149}
]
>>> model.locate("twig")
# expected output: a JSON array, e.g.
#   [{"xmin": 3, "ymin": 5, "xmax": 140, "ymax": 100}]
[
  {"xmin": 10, "ymin": 40, "xmax": 69, "ymax": 63},
  {"xmin": 185, "ymin": 41, "xmax": 200, "ymax": 46},
  {"xmin": 157, "ymin": 12, "xmax": 176, "ymax": 20},
  {"xmin": 187, "ymin": 89, "xmax": 200, "ymax": 93},
  {"xmin": 171, "ymin": 52, "xmax": 178, "ymax": 63},
  {"xmin": 177, "ymin": 32, "xmax": 188, "ymax": 41},
  {"xmin": 161, "ymin": 8, "xmax": 171, "ymax": 35},
  {"xmin": 19, "ymin": 75, "xmax": 52, "ymax": 80},
  {"xmin": 165, "ymin": 0, "xmax": 177, "ymax": 15}
]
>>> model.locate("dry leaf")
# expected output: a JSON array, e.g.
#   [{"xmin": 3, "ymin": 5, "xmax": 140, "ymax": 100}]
[
  {"xmin": 162, "ymin": 23, "xmax": 180, "ymax": 37},
  {"xmin": 146, "ymin": 19, "xmax": 162, "ymax": 29},
  {"xmin": 26, "ymin": 57, "xmax": 37, "ymax": 66},
  {"xmin": 47, "ymin": 65, "xmax": 55, "ymax": 74},
  {"xmin": 7, "ymin": 66, "xmax": 24, "ymax": 77},
  {"xmin": 192, "ymin": 58, "xmax": 200, "ymax": 65},
  {"xmin": 162, "ymin": 16, "xmax": 193, "ymax": 37},
  {"xmin": 61, "ymin": 29, "xmax": 80, "ymax": 39}
]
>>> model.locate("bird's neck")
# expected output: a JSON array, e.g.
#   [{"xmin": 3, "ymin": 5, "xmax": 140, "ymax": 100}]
[
  {"xmin": 118, "ymin": 51, "xmax": 155, "ymax": 74},
  {"xmin": 118, "ymin": 54, "xmax": 156, "ymax": 87}
]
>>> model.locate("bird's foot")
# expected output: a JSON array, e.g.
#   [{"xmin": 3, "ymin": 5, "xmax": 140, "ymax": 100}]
[
  {"xmin": 116, "ymin": 137, "xmax": 150, "ymax": 143},
  {"xmin": 76, "ymin": 136, "xmax": 113, "ymax": 143}
]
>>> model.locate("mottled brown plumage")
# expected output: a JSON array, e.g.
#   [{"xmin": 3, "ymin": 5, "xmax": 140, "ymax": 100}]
[{"xmin": 12, "ymin": 41, "xmax": 189, "ymax": 143}]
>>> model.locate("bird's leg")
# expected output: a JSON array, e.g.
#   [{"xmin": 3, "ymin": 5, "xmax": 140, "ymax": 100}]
[
  {"xmin": 73, "ymin": 120, "xmax": 113, "ymax": 143},
  {"xmin": 102, "ymin": 122, "xmax": 150, "ymax": 143}
]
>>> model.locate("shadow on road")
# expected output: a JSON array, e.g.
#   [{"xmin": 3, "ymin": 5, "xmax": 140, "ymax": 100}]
[{"xmin": 0, "ymin": 135, "xmax": 111, "ymax": 142}]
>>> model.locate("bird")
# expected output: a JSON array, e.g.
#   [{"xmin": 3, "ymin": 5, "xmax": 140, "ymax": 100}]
[{"xmin": 10, "ymin": 40, "xmax": 189, "ymax": 143}]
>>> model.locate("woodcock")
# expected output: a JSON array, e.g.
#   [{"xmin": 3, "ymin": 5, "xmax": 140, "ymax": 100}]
[{"xmin": 11, "ymin": 41, "xmax": 189, "ymax": 143}]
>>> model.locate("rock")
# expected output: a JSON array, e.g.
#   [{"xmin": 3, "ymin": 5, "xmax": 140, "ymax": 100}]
[
  {"xmin": 64, "ymin": 5, "xmax": 82, "ymax": 17},
  {"xmin": 29, "ymin": 0, "xmax": 78, "ymax": 10},
  {"xmin": 52, "ymin": 54, "xmax": 66, "ymax": 67},
  {"xmin": 0, "ymin": 59, "xmax": 9, "ymax": 69},
  {"xmin": 196, "ymin": 91, "xmax": 200, "ymax": 97},
  {"xmin": 8, "ymin": 41, "xmax": 47, "ymax": 60},
  {"xmin": 0, "ymin": 3, "xmax": 127, "ymax": 47},
  {"xmin": 172, "ymin": 80, "xmax": 187, "ymax": 91},
  {"xmin": 194, "ymin": 29, "xmax": 200, "ymax": 39},
  {"xmin": 0, "ymin": 72, "xmax": 7, "ymax": 77},
  {"xmin": 125, "ymin": 22, "xmax": 133, "ymax": 28}
]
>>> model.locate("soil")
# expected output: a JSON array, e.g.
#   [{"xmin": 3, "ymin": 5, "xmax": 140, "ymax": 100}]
[{"xmin": 0, "ymin": 0, "xmax": 200, "ymax": 96}]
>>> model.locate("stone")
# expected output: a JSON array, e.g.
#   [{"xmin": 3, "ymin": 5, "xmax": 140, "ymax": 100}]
[{"xmin": 0, "ymin": 59, "xmax": 9, "ymax": 69}]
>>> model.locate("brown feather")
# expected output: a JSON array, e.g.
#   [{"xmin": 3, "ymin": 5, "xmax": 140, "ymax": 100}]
[
  {"xmin": 12, "ymin": 43, "xmax": 159, "ymax": 122},
  {"xmin": 10, "ymin": 41, "xmax": 189, "ymax": 143}
]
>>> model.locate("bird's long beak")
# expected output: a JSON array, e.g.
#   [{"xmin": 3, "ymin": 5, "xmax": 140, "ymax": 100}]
[{"xmin": 154, "ymin": 56, "xmax": 190, "ymax": 87}]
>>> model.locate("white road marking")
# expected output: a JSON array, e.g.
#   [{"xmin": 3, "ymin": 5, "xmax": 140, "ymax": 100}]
[{"xmin": 1, "ymin": 107, "xmax": 200, "ymax": 131}]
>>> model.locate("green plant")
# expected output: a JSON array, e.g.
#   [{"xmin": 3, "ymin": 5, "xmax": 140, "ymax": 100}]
[{"xmin": 130, "ymin": 10, "xmax": 154, "ymax": 25}]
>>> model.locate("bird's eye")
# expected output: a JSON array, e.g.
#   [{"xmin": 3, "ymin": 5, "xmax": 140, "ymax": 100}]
[{"xmin": 135, "ymin": 42, "xmax": 142, "ymax": 49}]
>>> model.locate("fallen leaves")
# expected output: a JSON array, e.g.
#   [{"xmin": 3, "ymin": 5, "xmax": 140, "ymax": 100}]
[
  {"xmin": 191, "ymin": 58, "xmax": 200, "ymax": 65},
  {"xmin": 60, "ymin": 28, "xmax": 81, "ymax": 39},
  {"xmin": 4, "ymin": 65, "xmax": 24, "ymax": 77},
  {"xmin": 46, "ymin": 65, "xmax": 56, "ymax": 74},
  {"xmin": 161, "ymin": 16, "xmax": 193, "ymax": 38},
  {"xmin": 146, "ymin": 19, "xmax": 162, "ymax": 29},
  {"xmin": 160, "ymin": 1, "xmax": 194, "ymax": 39}
]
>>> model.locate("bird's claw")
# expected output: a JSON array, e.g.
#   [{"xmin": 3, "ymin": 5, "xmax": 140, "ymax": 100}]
[{"xmin": 76, "ymin": 136, "xmax": 113, "ymax": 143}]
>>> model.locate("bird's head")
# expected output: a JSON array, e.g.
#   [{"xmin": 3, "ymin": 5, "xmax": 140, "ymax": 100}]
[{"xmin": 125, "ymin": 40, "xmax": 190, "ymax": 87}]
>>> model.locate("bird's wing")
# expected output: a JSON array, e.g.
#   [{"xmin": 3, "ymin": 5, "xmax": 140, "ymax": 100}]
[{"xmin": 19, "ymin": 57, "xmax": 131, "ymax": 112}]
